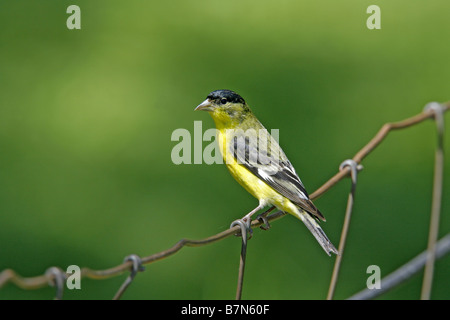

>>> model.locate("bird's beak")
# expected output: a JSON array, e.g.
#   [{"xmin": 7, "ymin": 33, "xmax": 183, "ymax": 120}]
[{"xmin": 195, "ymin": 99, "xmax": 213, "ymax": 111}]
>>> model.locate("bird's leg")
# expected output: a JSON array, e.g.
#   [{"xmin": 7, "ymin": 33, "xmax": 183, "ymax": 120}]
[
  {"xmin": 241, "ymin": 203, "xmax": 265, "ymax": 223},
  {"xmin": 256, "ymin": 206, "xmax": 276, "ymax": 230}
]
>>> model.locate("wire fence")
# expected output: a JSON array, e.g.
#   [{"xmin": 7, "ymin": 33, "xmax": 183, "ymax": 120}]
[{"xmin": 0, "ymin": 101, "xmax": 448, "ymax": 300}]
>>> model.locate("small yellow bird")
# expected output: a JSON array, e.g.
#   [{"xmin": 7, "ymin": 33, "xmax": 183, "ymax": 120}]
[{"xmin": 195, "ymin": 89, "xmax": 338, "ymax": 256}]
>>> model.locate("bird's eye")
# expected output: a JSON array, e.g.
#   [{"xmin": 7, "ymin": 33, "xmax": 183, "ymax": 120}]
[{"xmin": 220, "ymin": 98, "xmax": 227, "ymax": 105}]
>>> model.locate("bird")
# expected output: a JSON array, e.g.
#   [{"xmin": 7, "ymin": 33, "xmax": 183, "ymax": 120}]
[{"xmin": 195, "ymin": 89, "xmax": 338, "ymax": 256}]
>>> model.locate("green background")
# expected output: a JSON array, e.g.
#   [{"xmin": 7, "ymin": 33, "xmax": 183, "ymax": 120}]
[{"xmin": 1, "ymin": 0, "xmax": 449, "ymax": 300}]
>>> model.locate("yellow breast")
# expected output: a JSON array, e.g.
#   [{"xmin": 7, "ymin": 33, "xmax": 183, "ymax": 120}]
[{"xmin": 216, "ymin": 128, "xmax": 298, "ymax": 214}]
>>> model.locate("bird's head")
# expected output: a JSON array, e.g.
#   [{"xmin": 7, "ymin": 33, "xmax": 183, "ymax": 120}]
[{"xmin": 195, "ymin": 89, "xmax": 251, "ymax": 127}]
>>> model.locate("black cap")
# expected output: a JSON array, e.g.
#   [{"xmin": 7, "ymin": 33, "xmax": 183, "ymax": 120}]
[{"xmin": 207, "ymin": 89, "xmax": 246, "ymax": 104}]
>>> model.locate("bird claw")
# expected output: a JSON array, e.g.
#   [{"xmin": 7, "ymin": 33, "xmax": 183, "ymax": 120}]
[
  {"xmin": 230, "ymin": 218, "xmax": 253, "ymax": 240},
  {"xmin": 257, "ymin": 213, "xmax": 271, "ymax": 230}
]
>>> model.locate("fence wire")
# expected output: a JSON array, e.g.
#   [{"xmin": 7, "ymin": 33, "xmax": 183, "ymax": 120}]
[{"xmin": 0, "ymin": 101, "xmax": 449, "ymax": 300}]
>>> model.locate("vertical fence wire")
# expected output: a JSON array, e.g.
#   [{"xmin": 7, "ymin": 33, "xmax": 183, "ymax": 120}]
[
  {"xmin": 230, "ymin": 219, "xmax": 252, "ymax": 300},
  {"xmin": 327, "ymin": 160, "xmax": 362, "ymax": 300},
  {"xmin": 420, "ymin": 102, "xmax": 446, "ymax": 300},
  {"xmin": 113, "ymin": 255, "xmax": 145, "ymax": 300}
]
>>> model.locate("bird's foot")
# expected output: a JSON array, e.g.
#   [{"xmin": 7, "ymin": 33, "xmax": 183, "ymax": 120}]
[
  {"xmin": 257, "ymin": 213, "xmax": 271, "ymax": 230},
  {"xmin": 256, "ymin": 206, "xmax": 276, "ymax": 230}
]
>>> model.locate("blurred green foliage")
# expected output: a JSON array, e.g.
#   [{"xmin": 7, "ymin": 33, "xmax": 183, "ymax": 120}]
[{"xmin": 0, "ymin": 0, "xmax": 449, "ymax": 300}]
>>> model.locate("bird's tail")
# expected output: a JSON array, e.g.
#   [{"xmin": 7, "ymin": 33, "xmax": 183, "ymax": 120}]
[{"xmin": 292, "ymin": 209, "xmax": 339, "ymax": 256}]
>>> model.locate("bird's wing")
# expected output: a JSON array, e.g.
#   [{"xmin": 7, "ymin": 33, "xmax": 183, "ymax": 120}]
[{"xmin": 228, "ymin": 127, "xmax": 325, "ymax": 221}]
